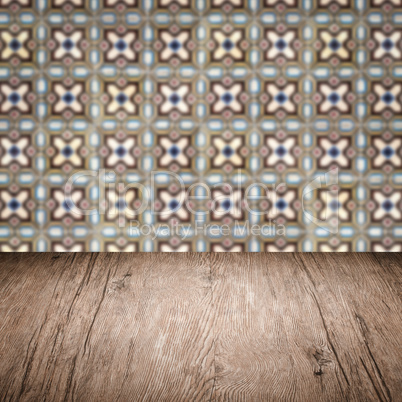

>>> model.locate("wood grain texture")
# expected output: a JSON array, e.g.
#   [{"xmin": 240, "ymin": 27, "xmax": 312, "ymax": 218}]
[{"xmin": 0, "ymin": 253, "xmax": 401, "ymax": 401}]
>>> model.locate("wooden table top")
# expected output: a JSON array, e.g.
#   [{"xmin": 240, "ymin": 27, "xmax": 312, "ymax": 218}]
[{"xmin": 0, "ymin": 253, "xmax": 401, "ymax": 401}]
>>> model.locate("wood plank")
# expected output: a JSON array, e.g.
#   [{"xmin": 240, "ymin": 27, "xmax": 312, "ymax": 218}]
[
  {"xmin": 0, "ymin": 253, "xmax": 214, "ymax": 401},
  {"xmin": 211, "ymin": 253, "xmax": 402, "ymax": 401},
  {"xmin": 0, "ymin": 253, "xmax": 401, "ymax": 401}
]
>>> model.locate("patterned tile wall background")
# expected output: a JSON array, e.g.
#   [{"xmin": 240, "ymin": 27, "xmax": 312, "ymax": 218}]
[{"xmin": 0, "ymin": 0, "xmax": 401, "ymax": 251}]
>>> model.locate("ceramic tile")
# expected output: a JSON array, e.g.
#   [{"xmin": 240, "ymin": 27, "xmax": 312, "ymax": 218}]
[{"xmin": 0, "ymin": 0, "xmax": 401, "ymax": 251}]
